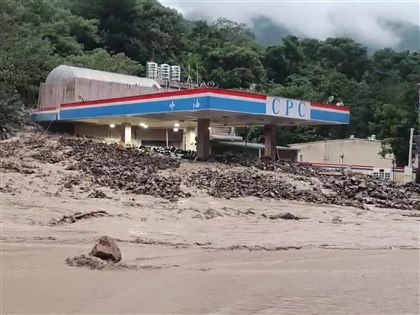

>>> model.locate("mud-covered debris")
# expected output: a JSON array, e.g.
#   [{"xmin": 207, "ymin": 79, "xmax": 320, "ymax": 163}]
[
  {"xmin": 188, "ymin": 168, "xmax": 329, "ymax": 204},
  {"xmin": 60, "ymin": 175, "xmax": 82, "ymax": 189},
  {"xmin": 187, "ymin": 166, "xmax": 419, "ymax": 210},
  {"xmin": 192, "ymin": 208, "xmax": 224, "ymax": 220},
  {"xmin": 65, "ymin": 254, "xmax": 136, "ymax": 270},
  {"xmin": 3, "ymin": 132, "xmax": 419, "ymax": 210},
  {"xmin": 88, "ymin": 189, "xmax": 108, "ymax": 198},
  {"xmin": 138, "ymin": 145, "xmax": 197, "ymax": 160},
  {"xmin": 0, "ymin": 183, "xmax": 16, "ymax": 193},
  {"xmin": 0, "ymin": 127, "xmax": 14, "ymax": 141},
  {"xmin": 332, "ymin": 216, "xmax": 343, "ymax": 224},
  {"xmin": 65, "ymin": 164, "xmax": 78, "ymax": 170},
  {"xmin": 129, "ymin": 237, "xmax": 192, "ymax": 248},
  {"xmin": 90, "ymin": 235, "xmax": 122, "ymax": 262},
  {"xmin": 0, "ymin": 145, "xmax": 17, "ymax": 158},
  {"xmin": 1, "ymin": 161, "xmax": 36, "ymax": 174},
  {"xmin": 262, "ymin": 212, "xmax": 304, "ymax": 220},
  {"xmin": 66, "ymin": 254, "xmax": 107, "ymax": 269},
  {"xmin": 49, "ymin": 210, "xmax": 110, "ymax": 226},
  {"xmin": 402, "ymin": 212, "xmax": 420, "ymax": 218},
  {"xmin": 32, "ymin": 150, "xmax": 62, "ymax": 164},
  {"xmin": 59, "ymin": 138, "xmax": 189, "ymax": 200},
  {"xmin": 223, "ymin": 244, "xmax": 302, "ymax": 251}
]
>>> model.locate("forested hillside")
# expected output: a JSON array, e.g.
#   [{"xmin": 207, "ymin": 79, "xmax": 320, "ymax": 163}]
[{"xmin": 1, "ymin": 0, "xmax": 419, "ymax": 165}]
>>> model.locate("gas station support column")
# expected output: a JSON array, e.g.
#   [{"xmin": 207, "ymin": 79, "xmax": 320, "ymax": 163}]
[
  {"xmin": 120, "ymin": 123, "xmax": 132, "ymax": 144},
  {"xmin": 197, "ymin": 119, "xmax": 210, "ymax": 160},
  {"xmin": 185, "ymin": 127, "xmax": 196, "ymax": 151},
  {"xmin": 264, "ymin": 124, "xmax": 276, "ymax": 160}
]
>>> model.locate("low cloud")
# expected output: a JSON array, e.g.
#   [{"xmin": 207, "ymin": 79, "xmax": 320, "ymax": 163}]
[{"xmin": 161, "ymin": 0, "xmax": 419, "ymax": 48}]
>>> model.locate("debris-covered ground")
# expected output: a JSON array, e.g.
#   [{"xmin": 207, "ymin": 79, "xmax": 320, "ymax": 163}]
[
  {"xmin": 1, "ymin": 128, "xmax": 419, "ymax": 314},
  {"xmin": 2, "ymin": 128, "xmax": 417, "ymax": 209}
]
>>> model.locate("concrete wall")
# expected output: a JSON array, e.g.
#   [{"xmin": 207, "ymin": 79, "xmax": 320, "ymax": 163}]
[
  {"xmin": 291, "ymin": 139, "xmax": 393, "ymax": 167},
  {"xmin": 74, "ymin": 123, "xmax": 183, "ymax": 147}
]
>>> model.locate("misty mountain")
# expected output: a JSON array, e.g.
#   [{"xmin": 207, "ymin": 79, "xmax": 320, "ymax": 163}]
[
  {"xmin": 249, "ymin": 16, "xmax": 292, "ymax": 46},
  {"xmin": 249, "ymin": 15, "xmax": 419, "ymax": 51},
  {"xmin": 380, "ymin": 19, "xmax": 420, "ymax": 51}
]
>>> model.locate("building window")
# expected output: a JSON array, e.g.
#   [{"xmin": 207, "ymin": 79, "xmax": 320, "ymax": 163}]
[{"xmin": 373, "ymin": 169, "xmax": 391, "ymax": 181}]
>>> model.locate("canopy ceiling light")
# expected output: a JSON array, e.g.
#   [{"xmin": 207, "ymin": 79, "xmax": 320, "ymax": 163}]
[{"xmin": 109, "ymin": 124, "xmax": 115, "ymax": 128}]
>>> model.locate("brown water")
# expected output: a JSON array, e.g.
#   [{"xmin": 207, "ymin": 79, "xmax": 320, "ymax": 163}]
[{"xmin": 1, "ymin": 132, "xmax": 419, "ymax": 314}]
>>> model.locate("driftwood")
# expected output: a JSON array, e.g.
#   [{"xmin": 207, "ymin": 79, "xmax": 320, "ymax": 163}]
[
  {"xmin": 49, "ymin": 210, "xmax": 110, "ymax": 226},
  {"xmin": 262, "ymin": 212, "xmax": 305, "ymax": 220}
]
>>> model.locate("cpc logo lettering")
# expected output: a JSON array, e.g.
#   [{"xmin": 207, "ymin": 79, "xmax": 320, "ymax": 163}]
[
  {"xmin": 271, "ymin": 98, "xmax": 280, "ymax": 114},
  {"xmin": 271, "ymin": 98, "xmax": 307, "ymax": 118}
]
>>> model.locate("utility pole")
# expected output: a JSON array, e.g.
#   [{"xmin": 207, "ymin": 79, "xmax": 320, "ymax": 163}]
[
  {"xmin": 417, "ymin": 83, "xmax": 420, "ymax": 128},
  {"xmin": 416, "ymin": 83, "xmax": 420, "ymax": 183},
  {"xmin": 408, "ymin": 127, "xmax": 414, "ymax": 166},
  {"xmin": 418, "ymin": 83, "xmax": 420, "ymax": 127}
]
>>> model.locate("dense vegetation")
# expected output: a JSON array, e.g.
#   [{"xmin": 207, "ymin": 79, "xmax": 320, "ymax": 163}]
[{"xmin": 1, "ymin": 0, "xmax": 419, "ymax": 165}]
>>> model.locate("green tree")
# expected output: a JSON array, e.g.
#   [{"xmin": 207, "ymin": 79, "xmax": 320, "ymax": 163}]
[
  {"xmin": 188, "ymin": 19, "xmax": 265, "ymax": 88},
  {"xmin": 66, "ymin": 0, "xmax": 188, "ymax": 64},
  {"xmin": 0, "ymin": 0, "xmax": 102, "ymax": 127},
  {"xmin": 317, "ymin": 38, "xmax": 371, "ymax": 81},
  {"xmin": 207, "ymin": 46, "xmax": 266, "ymax": 88},
  {"xmin": 0, "ymin": 82, "xmax": 28, "ymax": 128},
  {"xmin": 369, "ymin": 81, "xmax": 418, "ymax": 166},
  {"xmin": 65, "ymin": 49, "xmax": 144, "ymax": 75},
  {"xmin": 0, "ymin": 0, "xmax": 57, "ymax": 105}
]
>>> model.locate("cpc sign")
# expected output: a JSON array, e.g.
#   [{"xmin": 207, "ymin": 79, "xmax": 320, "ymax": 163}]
[{"xmin": 266, "ymin": 97, "xmax": 311, "ymax": 120}]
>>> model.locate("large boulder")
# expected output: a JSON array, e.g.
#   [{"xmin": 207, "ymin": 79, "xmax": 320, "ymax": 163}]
[{"xmin": 90, "ymin": 236, "xmax": 122, "ymax": 262}]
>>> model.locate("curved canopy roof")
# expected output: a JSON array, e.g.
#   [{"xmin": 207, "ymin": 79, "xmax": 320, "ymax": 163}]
[{"xmin": 46, "ymin": 65, "xmax": 161, "ymax": 89}]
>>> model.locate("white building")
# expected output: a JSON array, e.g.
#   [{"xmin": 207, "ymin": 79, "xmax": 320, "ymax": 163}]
[{"xmin": 289, "ymin": 138, "xmax": 410, "ymax": 181}]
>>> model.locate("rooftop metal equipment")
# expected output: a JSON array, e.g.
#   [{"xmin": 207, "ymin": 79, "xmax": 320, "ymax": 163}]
[
  {"xmin": 170, "ymin": 65, "xmax": 181, "ymax": 82},
  {"xmin": 147, "ymin": 62, "xmax": 181, "ymax": 83},
  {"xmin": 158, "ymin": 64, "xmax": 170, "ymax": 81},
  {"xmin": 146, "ymin": 62, "xmax": 158, "ymax": 80}
]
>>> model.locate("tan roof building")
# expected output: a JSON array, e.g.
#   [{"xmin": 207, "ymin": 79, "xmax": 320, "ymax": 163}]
[{"xmin": 290, "ymin": 137, "xmax": 394, "ymax": 167}]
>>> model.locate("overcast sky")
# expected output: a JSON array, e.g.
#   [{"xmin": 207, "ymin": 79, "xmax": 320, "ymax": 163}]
[{"xmin": 160, "ymin": 0, "xmax": 420, "ymax": 48}]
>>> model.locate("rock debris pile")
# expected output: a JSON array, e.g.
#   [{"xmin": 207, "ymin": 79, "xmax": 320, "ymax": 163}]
[
  {"xmin": 190, "ymin": 155, "xmax": 419, "ymax": 210},
  {"xmin": 0, "ymin": 127, "xmax": 14, "ymax": 141},
  {"xmin": 210, "ymin": 155, "xmax": 324, "ymax": 176},
  {"xmin": 187, "ymin": 168, "xmax": 349, "ymax": 206},
  {"xmin": 1, "ymin": 132, "xmax": 419, "ymax": 210},
  {"xmin": 323, "ymin": 175, "xmax": 419, "ymax": 210},
  {"xmin": 60, "ymin": 138, "xmax": 190, "ymax": 200},
  {"xmin": 139, "ymin": 145, "xmax": 197, "ymax": 160},
  {"xmin": 188, "ymin": 167, "xmax": 419, "ymax": 210}
]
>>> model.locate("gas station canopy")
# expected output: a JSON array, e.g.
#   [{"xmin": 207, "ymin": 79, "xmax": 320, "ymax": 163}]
[{"xmin": 31, "ymin": 88, "xmax": 350, "ymax": 128}]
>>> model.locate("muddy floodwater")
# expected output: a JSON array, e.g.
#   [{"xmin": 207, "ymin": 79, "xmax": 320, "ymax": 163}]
[
  {"xmin": 2, "ymin": 243, "xmax": 418, "ymax": 314},
  {"xmin": 2, "ymin": 192, "xmax": 419, "ymax": 314},
  {"xmin": 1, "ymin": 132, "xmax": 419, "ymax": 314}
]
